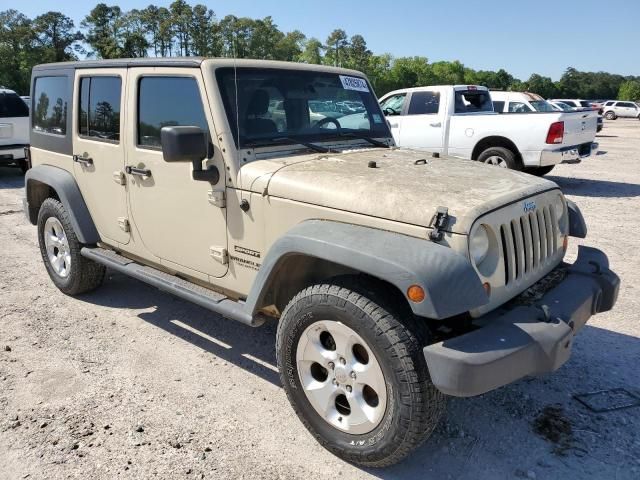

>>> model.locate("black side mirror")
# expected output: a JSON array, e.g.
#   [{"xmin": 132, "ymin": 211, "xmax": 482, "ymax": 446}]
[
  {"xmin": 160, "ymin": 126, "xmax": 219, "ymax": 184},
  {"xmin": 161, "ymin": 126, "xmax": 207, "ymax": 163}
]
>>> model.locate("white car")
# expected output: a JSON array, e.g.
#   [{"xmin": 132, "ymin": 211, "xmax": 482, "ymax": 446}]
[
  {"xmin": 0, "ymin": 87, "xmax": 30, "ymax": 172},
  {"xmin": 601, "ymin": 101, "xmax": 640, "ymax": 120},
  {"xmin": 379, "ymin": 85, "xmax": 599, "ymax": 175},
  {"xmin": 490, "ymin": 91, "xmax": 557, "ymax": 113}
]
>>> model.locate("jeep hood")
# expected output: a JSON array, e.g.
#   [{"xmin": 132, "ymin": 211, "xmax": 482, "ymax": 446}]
[{"xmin": 238, "ymin": 148, "xmax": 559, "ymax": 235}]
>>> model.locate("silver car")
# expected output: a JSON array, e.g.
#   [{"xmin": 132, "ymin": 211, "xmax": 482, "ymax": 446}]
[{"xmin": 602, "ymin": 101, "xmax": 640, "ymax": 120}]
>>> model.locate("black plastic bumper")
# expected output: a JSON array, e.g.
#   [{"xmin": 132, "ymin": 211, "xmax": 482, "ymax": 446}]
[{"xmin": 423, "ymin": 246, "xmax": 619, "ymax": 397}]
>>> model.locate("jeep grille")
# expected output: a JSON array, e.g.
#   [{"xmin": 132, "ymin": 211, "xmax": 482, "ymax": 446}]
[{"xmin": 499, "ymin": 206, "xmax": 559, "ymax": 285}]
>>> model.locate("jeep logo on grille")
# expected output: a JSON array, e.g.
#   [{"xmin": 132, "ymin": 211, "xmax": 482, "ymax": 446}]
[{"xmin": 523, "ymin": 201, "xmax": 537, "ymax": 213}]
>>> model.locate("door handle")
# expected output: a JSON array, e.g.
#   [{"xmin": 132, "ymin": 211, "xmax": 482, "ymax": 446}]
[
  {"xmin": 389, "ymin": 123, "xmax": 399, "ymax": 128},
  {"xmin": 73, "ymin": 154, "xmax": 93, "ymax": 166},
  {"xmin": 125, "ymin": 166, "xmax": 152, "ymax": 178},
  {"xmin": 429, "ymin": 122, "xmax": 442, "ymax": 128}
]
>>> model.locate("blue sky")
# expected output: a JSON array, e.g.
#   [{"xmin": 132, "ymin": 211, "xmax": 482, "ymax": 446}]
[{"xmin": 14, "ymin": 0, "xmax": 640, "ymax": 80}]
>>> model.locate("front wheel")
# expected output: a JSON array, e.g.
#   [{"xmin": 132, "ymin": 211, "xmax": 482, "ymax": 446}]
[
  {"xmin": 604, "ymin": 111, "xmax": 616, "ymax": 120},
  {"xmin": 276, "ymin": 281, "xmax": 445, "ymax": 467},
  {"xmin": 477, "ymin": 146, "xmax": 520, "ymax": 170}
]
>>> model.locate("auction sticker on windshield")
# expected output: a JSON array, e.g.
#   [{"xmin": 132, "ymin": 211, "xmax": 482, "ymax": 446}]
[{"xmin": 339, "ymin": 75, "xmax": 369, "ymax": 92}]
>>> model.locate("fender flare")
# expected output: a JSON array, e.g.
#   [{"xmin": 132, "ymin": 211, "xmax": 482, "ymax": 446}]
[
  {"xmin": 245, "ymin": 220, "xmax": 488, "ymax": 319},
  {"xmin": 567, "ymin": 199, "xmax": 587, "ymax": 238},
  {"xmin": 24, "ymin": 165, "xmax": 100, "ymax": 244}
]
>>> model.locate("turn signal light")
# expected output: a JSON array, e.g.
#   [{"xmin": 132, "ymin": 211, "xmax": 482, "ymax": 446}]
[
  {"xmin": 407, "ymin": 285, "xmax": 426, "ymax": 303},
  {"xmin": 563, "ymin": 235, "xmax": 569, "ymax": 252},
  {"xmin": 483, "ymin": 282, "xmax": 491, "ymax": 297}
]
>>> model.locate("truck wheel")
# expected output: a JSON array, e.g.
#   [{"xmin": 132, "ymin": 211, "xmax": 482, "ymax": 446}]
[
  {"xmin": 477, "ymin": 146, "xmax": 520, "ymax": 170},
  {"xmin": 276, "ymin": 281, "xmax": 445, "ymax": 467},
  {"xmin": 37, "ymin": 198, "xmax": 106, "ymax": 295},
  {"xmin": 526, "ymin": 165, "xmax": 555, "ymax": 176},
  {"xmin": 604, "ymin": 111, "xmax": 616, "ymax": 120}
]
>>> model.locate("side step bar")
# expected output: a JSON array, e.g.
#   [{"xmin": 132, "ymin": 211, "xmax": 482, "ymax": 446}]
[{"xmin": 81, "ymin": 247, "xmax": 262, "ymax": 327}]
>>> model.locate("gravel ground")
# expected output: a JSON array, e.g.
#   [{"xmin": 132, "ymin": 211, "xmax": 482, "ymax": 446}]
[{"xmin": 1, "ymin": 119, "xmax": 639, "ymax": 480}]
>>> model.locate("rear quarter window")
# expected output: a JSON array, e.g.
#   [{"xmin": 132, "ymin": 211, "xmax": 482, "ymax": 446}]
[
  {"xmin": 0, "ymin": 92, "xmax": 29, "ymax": 118},
  {"xmin": 454, "ymin": 90, "xmax": 493, "ymax": 114},
  {"xmin": 33, "ymin": 76, "xmax": 69, "ymax": 135}
]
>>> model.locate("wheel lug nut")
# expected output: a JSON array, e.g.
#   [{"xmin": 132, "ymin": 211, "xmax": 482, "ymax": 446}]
[
  {"xmin": 339, "ymin": 357, "xmax": 346, "ymax": 365},
  {"xmin": 332, "ymin": 379, "xmax": 338, "ymax": 386},
  {"xmin": 328, "ymin": 362, "xmax": 335, "ymax": 370},
  {"xmin": 350, "ymin": 371, "xmax": 356, "ymax": 379},
  {"xmin": 346, "ymin": 385, "xmax": 352, "ymax": 393}
]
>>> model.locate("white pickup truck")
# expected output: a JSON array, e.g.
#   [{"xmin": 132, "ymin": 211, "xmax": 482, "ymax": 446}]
[{"xmin": 379, "ymin": 85, "xmax": 598, "ymax": 175}]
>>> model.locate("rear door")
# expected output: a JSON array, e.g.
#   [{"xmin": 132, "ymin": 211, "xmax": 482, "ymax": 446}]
[
  {"xmin": 379, "ymin": 93, "xmax": 407, "ymax": 144},
  {"xmin": 72, "ymin": 69, "xmax": 130, "ymax": 245},
  {"xmin": 616, "ymin": 102, "xmax": 638, "ymax": 117},
  {"xmin": 397, "ymin": 90, "xmax": 445, "ymax": 151}
]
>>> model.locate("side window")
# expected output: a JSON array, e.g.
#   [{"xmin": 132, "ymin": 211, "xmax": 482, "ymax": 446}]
[
  {"xmin": 579, "ymin": 101, "xmax": 591, "ymax": 107},
  {"xmin": 619, "ymin": 102, "xmax": 634, "ymax": 108},
  {"xmin": 508, "ymin": 102, "xmax": 533, "ymax": 113},
  {"xmin": 492, "ymin": 101, "xmax": 505, "ymax": 112},
  {"xmin": 407, "ymin": 91, "xmax": 440, "ymax": 115},
  {"xmin": 33, "ymin": 76, "xmax": 69, "ymax": 135},
  {"xmin": 380, "ymin": 94, "xmax": 406, "ymax": 116},
  {"xmin": 78, "ymin": 76, "xmax": 122, "ymax": 142},
  {"xmin": 0, "ymin": 92, "xmax": 29, "ymax": 118},
  {"xmin": 138, "ymin": 76, "xmax": 209, "ymax": 148}
]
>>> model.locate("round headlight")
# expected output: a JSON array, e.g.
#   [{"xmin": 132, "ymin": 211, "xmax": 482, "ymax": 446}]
[{"xmin": 470, "ymin": 225, "xmax": 490, "ymax": 265}]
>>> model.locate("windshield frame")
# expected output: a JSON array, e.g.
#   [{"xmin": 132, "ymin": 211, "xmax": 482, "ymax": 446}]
[{"xmin": 214, "ymin": 67, "xmax": 392, "ymax": 149}]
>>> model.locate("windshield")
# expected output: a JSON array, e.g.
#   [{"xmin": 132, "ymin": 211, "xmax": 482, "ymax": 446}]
[
  {"xmin": 529, "ymin": 100, "xmax": 557, "ymax": 112},
  {"xmin": 216, "ymin": 68, "xmax": 390, "ymax": 148}
]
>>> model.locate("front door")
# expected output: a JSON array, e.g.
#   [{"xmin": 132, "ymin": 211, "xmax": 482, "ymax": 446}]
[
  {"xmin": 72, "ymin": 69, "xmax": 129, "ymax": 245},
  {"xmin": 125, "ymin": 68, "xmax": 228, "ymax": 280},
  {"xmin": 397, "ymin": 90, "xmax": 444, "ymax": 152},
  {"xmin": 379, "ymin": 93, "xmax": 407, "ymax": 144}
]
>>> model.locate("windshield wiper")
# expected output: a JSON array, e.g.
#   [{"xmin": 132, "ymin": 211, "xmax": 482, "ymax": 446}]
[
  {"xmin": 337, "ymin": 132, "xmax": 390, "ymax": 148},
  {"xmin": 246, "ymin": 136, "xmax": 330, "ymax": 153}
]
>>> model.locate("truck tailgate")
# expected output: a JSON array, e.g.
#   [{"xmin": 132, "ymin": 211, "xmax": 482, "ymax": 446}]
[{"xmin": 561, "ymin": 111, "xmax": 597, "ymax": 147}]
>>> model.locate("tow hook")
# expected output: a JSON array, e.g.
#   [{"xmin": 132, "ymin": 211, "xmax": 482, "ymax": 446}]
[{"xmin": 428, "ymin": 207, "xmax": 449, "ymax": 241}]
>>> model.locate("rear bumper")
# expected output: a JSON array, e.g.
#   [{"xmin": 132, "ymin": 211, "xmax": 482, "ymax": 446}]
[
  {"xmin": 539, "ymin": 142, "xmax": 598, "ymax": 166},
  {"xmin": 423, "ymin": 246, "xmax": 619, "ymax": 397},
  {"xmin": 0, "ymin": 144, "xmax": 28, "ymax": 164}
]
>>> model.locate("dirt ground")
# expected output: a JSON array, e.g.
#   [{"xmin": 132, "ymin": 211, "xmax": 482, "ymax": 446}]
[{"xmin": 1, "ymin": 119, "xmax": 639, "ymax": 480}]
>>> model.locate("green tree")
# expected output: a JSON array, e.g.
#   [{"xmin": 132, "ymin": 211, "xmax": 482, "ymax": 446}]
[
  {"xmin": 523, "ymin": 73, "xmax": 557, "ymax": 98},
  {"xmin": 169, "ymin": 0, "xmax": 193, "ymax": 55},
  {"xmin": 345, "ymin": 34, "xmax": 371, "ymax": 72},
  {"xmin": 275, "ymin": 30, "xmax": 306, "ymax": 62},
  {"xmin": 81, "ymin": 4, "xmax": 124, "ymax": 59},
  {"xmin": 324, "ymin": 29, "xmax": 348, "ymax": 67},
  {"xmin": 120, "ymin": 9, "xmax": 149, "ymax": 57},
  {"xmin": 299, "ymin": 37, "xmax": 322, "ymax": 64},
  {"xmin": 32, "ymin": 12, "xmax": 83, "ymax": 62},
  {"xmin": 249, "ymin": 16, "xmax": 284, "ymax": 59},
  {"xmin": 618, "ymin": 80, "xmax": 640, "ymax": 101},
  {"xmin": 190, "ymin": 4, "xmax": 217, "ymax": 57}
]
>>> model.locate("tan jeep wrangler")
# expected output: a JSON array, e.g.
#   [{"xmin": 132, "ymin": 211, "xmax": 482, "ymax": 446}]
[{"xmin": 24, "ymin": 58, "xmax": 619, "ymax": 467}]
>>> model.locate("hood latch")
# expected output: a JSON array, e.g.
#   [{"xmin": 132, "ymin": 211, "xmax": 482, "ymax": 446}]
[{"xmin": 428, "ymin": 207, "xmax": 449, "ymax": 242}]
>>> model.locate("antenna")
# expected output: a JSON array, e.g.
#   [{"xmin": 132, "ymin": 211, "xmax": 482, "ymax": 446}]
[{"xmin": 232, "ymin": 30, "xmax": 243, "ymax": 196}]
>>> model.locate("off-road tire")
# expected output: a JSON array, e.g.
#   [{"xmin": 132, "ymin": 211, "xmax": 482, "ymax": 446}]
[
  {"xmin": 526, "ymin": 165, "xmax": 555, "ymax": 176},
  {"xmin": 477, "ymin": 146, "xmax": 521, "ymax": 170},
  {"xmin": 604, "ymin": 111, "xmax": 616, "ymax": 120},
  {"xmin": 276, "ymin": 279, "xmax": 445, "ymax": 467},
  {"xmin": 37, "ymin": 198, "xmax": 106, "ymax": 295}
]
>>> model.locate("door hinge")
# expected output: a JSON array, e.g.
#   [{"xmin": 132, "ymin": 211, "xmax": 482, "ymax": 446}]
[
  {"xmin": 207, "ymin": 190, "xmax": 226, "ymax": 208},
  {"xmin": 428, "ymin": 206, "xmax": 449, "ymax": 241},
  {"xmin": 209, "ymin": 246, "xmax": 228, "ymax": 264},
  {"xmin": 113, "ymin": 170, "xmax": 126, "ymax": 185},
  {"xmin": 118, "ymin": 217, "xmax": 130, "ymax": 232}
]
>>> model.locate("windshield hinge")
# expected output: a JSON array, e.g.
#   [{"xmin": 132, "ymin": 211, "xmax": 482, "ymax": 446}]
[
  {"xmin": 428, "ymin": 207, "xmax": 449, "ymax": 241},
  {"xmin": 208, "ymin": 190, "xmax": 226, "ymax": 208}
]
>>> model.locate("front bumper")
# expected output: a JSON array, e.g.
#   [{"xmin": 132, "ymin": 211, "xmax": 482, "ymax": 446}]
[
  {"xmin": 423, "ymin": 246, "xmax": 619, "ymax": 397},
  {"xmin": 540, "ymin": 142, "xmax": 598, "ymax": 166}
]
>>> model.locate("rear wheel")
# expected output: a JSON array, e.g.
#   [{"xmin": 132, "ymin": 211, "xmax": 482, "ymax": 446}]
[
  {"xmin": 276, "ymin": 280, "xmax": 445, "ymax": 467},
  {"xmin": 37, "ymin": 198, "xmax": 106, "ymax": 295},
  {"xmin": 477, "ymin": 146, "xmax": 520, "ymax": 170},
  {"xmin": 604, "ymin": 111, "xmax": 616, "ymax": 120}
]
